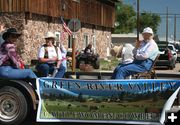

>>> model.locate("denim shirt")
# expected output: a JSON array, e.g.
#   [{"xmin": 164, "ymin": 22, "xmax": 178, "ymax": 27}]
[{"xmin": 133, "ymin": 39, "xmax": 159, "ymax": 61}]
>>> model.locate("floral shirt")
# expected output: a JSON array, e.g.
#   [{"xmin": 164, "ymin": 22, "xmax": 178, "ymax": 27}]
[{"xmin": 0, "ymin": 41, "xmax": 22, "ymax": 68}]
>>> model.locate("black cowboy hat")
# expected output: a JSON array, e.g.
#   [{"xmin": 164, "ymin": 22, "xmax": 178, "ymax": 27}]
[{"xmin": 2, "ymin": 28, "xmax": 22, "ymax": 40}]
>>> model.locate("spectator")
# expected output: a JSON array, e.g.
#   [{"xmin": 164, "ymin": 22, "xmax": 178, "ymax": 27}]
[
  {"xmin": 36, "ymin": 31, "xmax": 65, "ymax": 78},
  {"xmin": 0, "ymin": 28, "xmax": 37, "ymax": 79},
  {"xmin": 84, "ymin": 43, "xmax": 95, "ymax": 55},
  {"xmin": 83, "ymin": 43, "xmax": 96, "ymax": 65},
  {"xmin": 111, "ymin": 27, "xmax": 159, "ymax": 79}
]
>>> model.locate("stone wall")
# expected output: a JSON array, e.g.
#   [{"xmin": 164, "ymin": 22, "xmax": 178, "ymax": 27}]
[
  {"xmin": 78, "ymin": 24, "xmax": 112, "ymax": 57},
  {"xmin": 0, "ymin": 12, "xmax": 25, "ymax": 59},
  {"xmin": 22, "ymin": 14, "xmax": 68, "ymax": 64},
  {"xmin": 0, "ymin": 13, "xmax": 112, "ymax": 64}
]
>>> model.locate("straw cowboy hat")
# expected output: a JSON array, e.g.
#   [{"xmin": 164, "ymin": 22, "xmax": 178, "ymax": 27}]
[
  {"xmin": 110, "ymin": 45, "xmax": 123, "ymax": 58},
  {"xmin": 44, "ymin": 31, "xmax": 56, "ymax": 39},
  {"xmin": 2, "ymin": 28, "xmax": 21, "ymax": 40}
]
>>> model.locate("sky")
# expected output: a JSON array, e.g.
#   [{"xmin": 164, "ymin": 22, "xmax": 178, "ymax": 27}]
[{"xmin": 123, "ymin": 0, "xmax": 180, "ymax": 41}]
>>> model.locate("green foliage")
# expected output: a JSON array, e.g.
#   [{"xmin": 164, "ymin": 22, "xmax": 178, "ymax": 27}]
[
  {"xmin": 139, "ymin": 12, "xmax": 161, "ymax": 34},
  {"xmin": 114, "ymin": 3, "xmax": 161, "ymax": 35},
  {"xmin": 114, "ymin": 2, "xmax": 136, "ymax": 33},
  {"xmin": 100, "ymin": 58, "xmax": 119, "ymax": 71}
]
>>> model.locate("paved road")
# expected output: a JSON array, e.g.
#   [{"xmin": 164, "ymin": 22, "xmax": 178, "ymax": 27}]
[
  {"xmin": 156, "ymin": 63, "xmax": 180, "ymax": 74},
  {"xmin": 155, "ymin": 63, "xmax": 180, "ymax": 79}
]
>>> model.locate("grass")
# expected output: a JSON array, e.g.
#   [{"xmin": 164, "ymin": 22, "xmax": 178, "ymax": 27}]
[
  {"xmin": 67, "ymin": 57, "xmax": 120, "ymax": 72},
  {"xmin": 99, "ymin": 58, "xmax": 120, "ymax": 71},
  {"xmin": 40, "ymin": 99, "xmax": 164, "ymax": 121}
]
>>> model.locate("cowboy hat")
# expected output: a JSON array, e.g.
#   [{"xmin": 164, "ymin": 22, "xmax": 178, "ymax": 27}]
[
  {"xmin": 44, "ymin": 31, "xmax": 56, "ymax": 39},
  {"xmin": 2, "ymin": 28, "xmax": 21, "ymax": 40},
  {"xmin": 142, "ymin": 27, "xmax": 153, "ymax": 35},
  {"xmin": 110, "ymin": 45, "xmax": 123, "ymax": 58}
]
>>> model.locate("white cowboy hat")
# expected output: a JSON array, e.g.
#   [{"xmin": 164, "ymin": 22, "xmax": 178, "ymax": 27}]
[
  {"xmin": 142, "ymin": 27, "xmax": 153, "ymax": 35},
  {"xmin": 44, "ymin": 31, "xmax": 56, "ymax": 39}
]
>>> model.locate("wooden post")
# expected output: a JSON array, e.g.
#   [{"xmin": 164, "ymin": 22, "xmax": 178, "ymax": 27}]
[{"xmin": 72, "ymin": 34, "xmax": 76, "ymax": 72}]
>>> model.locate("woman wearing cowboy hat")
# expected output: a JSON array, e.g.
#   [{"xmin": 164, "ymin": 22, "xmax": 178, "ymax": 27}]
[
  {"xmin": 36, "ymin": 31, "xmax": 65, "ymax": 77},
  {"xmin": 0, "ymin": 28, "xmax": 37, "ymax": 79},
  {"xmin": 112, "ymin": 27, "xmax": 159, "ymax": 79}
]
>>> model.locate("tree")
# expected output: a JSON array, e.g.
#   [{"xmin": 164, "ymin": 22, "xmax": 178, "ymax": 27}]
[
  {"xmin": 139, "ymin": 12, "xmax": 161, "ymax": 34},
  {"xmin": 114, "ymin": 2, "xmax": 136, "ymax": 33},
  {"xmin": 114, "ymin": 3, "xmax": 161, "ymax": 35}
]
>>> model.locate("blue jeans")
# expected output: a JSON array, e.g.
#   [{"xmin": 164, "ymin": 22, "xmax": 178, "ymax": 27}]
[
  {"xmin": 111, "ymin": 59, "xmax": 153, "ymax": 79},
  {"xmin": 0, "ymin": 66, "xmax": 37, "ymax": 79},
  {"xmin": 36, "ymin": 63, "xmax": 66, "ymax": 78}
]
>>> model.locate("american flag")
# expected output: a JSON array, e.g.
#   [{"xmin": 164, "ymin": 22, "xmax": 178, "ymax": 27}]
[{"xmin": 61, "ymin": 17, "xmax": 72, "ymax": 36}]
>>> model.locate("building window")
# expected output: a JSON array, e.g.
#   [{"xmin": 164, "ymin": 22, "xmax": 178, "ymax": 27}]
[
  {"xmin": 83, "ymin": 34, "xmax": 88, "ymax": 49},
  {"xmin": 55, "ymin": 32, "xmax": 60, "ymax": 46},
  {"xmin": 55, "ymin": 32, "xmax": 60, "ymax": 41},
  {"xmin": 68, "ymin": 35, "xmax": 73, "ymax": 48}
]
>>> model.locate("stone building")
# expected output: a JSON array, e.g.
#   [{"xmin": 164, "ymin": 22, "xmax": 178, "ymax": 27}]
[
  {"xmin": 0, "ymin": 0, "xmax": 117, "ymax": 64},
  {"xmin": 111, "ymin": 33, "xmax": 143, "ymax": 46}
]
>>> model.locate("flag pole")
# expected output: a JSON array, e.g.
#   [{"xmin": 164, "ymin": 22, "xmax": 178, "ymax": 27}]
[{"xmin": 61, "ymin": 16, "xmax": 75, "ymax": 72}]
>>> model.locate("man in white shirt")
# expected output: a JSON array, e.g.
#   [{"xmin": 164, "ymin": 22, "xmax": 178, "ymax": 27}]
[
  {"xmin": 36, "ymin": 32, "xmax": 66, "ymax": 77},
  {"xmin": 112, "ymin": 27, "xmax": 159, "ymax": 79}
]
